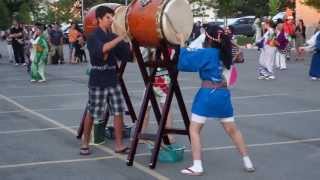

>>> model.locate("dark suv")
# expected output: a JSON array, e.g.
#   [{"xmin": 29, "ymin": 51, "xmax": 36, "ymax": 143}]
[{"xmin": 229, "ymin": 16, "xmax": 255, "ymax": 37}]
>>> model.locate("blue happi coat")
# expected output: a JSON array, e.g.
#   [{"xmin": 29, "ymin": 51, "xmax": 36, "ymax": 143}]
[
  {"xmin": 309, "ymin": 33, "xmax": 320, "ymax": 78},
  {"xmin": 178, "ymin": 48, "xmax": 233, "ymax": 118}
]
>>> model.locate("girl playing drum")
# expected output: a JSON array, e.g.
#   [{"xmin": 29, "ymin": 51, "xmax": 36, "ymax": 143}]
[{"xmin": 176, "ymin": 25, "xmax": 255, "ymax": 176}]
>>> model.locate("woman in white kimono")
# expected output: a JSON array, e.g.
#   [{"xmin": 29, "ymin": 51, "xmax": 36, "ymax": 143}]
[{"xmin": 257, "ymin": 21, "xmax": 277, "ymax": 80}]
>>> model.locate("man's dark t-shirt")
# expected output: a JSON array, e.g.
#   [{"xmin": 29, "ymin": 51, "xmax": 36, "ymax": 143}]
[
  {"xmin": 49, "ymin": 29, "xmax": 63, "ymax": 45},
  {"xmin": 87, "ymin": 27, "xmax": 132, "ymax": 88},
  {"xmin": 10, "ymin": 27, "xmax": 24, "ymax": 46}
]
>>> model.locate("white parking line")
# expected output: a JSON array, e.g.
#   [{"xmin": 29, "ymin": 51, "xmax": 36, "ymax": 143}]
[
  {"xmin": 0, "ymin": 126, "xmax": 78, "ymax": 135},
  {"xmin": 1, "ymin": 137, "xmax": 319, "ymax": 170},
  {"xmin": 0, "ymin": 156, "xmax": 116, "ymax": 169},
  {"xmin": 236, "ymin": 109, "xmax": 320, "ymax": 118},
  {"xmin": 148, "ymin": 108, "xmax": 320, "ymax": 125},
  {"xmin": 1, "ymin": 84, "xmax": 87, "ymax": 90},
  {"xmin": 2, "ymin": 107, "xmax": 320, "ymax": 135},
  {"xmin": 0, "ymin": 78, "xmax": 193, "ymax": 89},
  {"xmin": 0, "ymin": 107, "xmax": 82, "ymax": 114},
  {"xmin": 0, "ymin": 93, "xmax": 287, "ymax": 114},
  {"xmin": 184, "ymin": 93, "xmax": 289, "ymax": 103},
  {"xmin": 0, "ymin": 94, "xmax": 169, "ymax": 180},
  {"xmin": 4, "ymin": 92, "xmax": 287, "ymax": 101},
  {"xmin": 9, "ymin": 93, "xmax": 87, "ymax": 99},
  {"xmin": 134, "ymin": 137, "xmax": 320, "ymax": 157}
]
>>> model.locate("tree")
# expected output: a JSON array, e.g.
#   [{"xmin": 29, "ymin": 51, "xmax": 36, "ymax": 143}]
[
  {"xmin": 269, "ymin": 0, "xmax": 282, "ymax": 16},
  {"xmin": 214, "ymin": 0, "xmax": 242, "ymax": 18},
  {"xmin": 83, "ymin": 0, "xmax": 133, "ymax": 10},
  {"xmin": 17, "ymin": 2, "xmax": 32, "ymax": 24},
  {"xmin": 303, "ymin": 0, "xmax": 320, "ymax": 11},
  {"xmin": 189, "ymin": 0, "xmax": 216, "ymax": 18},
  {"xmin": 238, "ymin": 0, "xmax": 269, "ymax": 17},
  {"xmin": 0, "ymin": 0, "xmax": 10, "ymax": 29}
]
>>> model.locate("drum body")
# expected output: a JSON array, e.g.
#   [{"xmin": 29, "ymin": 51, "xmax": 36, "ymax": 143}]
[
  {"xmin": 84, "ymin": 3, "xmax": 122, "ymax": 38},
  {"xmin": 126, "ymin": 0, "xmax": 193, "ymax": 47}
]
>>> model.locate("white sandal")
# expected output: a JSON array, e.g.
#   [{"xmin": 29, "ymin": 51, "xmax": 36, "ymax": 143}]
[{"xmin": 181, "ymin": 168, "xmax": 203, "ymax": 176}]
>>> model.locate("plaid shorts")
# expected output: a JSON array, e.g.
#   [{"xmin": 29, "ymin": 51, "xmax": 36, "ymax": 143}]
[{"xmin": 87, "ymin": 85, "xmax": 125, "ymax": 122}]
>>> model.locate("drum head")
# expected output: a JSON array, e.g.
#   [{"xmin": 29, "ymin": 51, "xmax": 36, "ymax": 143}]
[
  {"xmin": 111, "ymin": 6, "xmax": 128, "ymax": 36},
  {"xmin": 161, "ymin": 0, "xmax": 193, "ymax": 45}
]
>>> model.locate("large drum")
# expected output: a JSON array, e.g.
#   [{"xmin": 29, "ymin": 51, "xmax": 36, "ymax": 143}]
[
  {"xmin": 84, "ymin": 3, "xmax": 127, "ymax": 38},
  {"xmin": 126, "ymin": 0, "xmax": 193, "ymax": 47}
]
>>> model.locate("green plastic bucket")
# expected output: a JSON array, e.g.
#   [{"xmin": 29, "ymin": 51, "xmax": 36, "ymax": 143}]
[{"xmin": 148, "ymin": 144, "xmax": 185, "ymax": 163}]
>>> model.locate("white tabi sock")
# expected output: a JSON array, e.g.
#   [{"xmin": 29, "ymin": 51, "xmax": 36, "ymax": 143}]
[
  {"xmin": 242, "ymin": 156, "xmax": 254, "ymax": 169},
  {"xmin": 190, "ymin": 160, "xmax": 203, "ymax": 172}
]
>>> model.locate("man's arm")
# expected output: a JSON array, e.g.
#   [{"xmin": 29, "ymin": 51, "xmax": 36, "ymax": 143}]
[{"xmin": 102, "ymin": 33, "xmax": 126, "ymax": 54}]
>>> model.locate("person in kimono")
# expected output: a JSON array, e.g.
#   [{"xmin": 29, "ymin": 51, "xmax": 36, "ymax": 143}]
[
  {"xmin": 257, "ymin": 20, "xmax": 277, "ymax": 80},
  {"xmin": 275, "ymin": 21, "xmax": 289, "ymax": 70},
  {"xmin": 30, "ymin": 23, "xmax": 48, "ymax": 82},
  {"xmin": 299, "ymin": 30, "xmax": 320, "ymax": 80},
  {"xmin": 176, "ymin": 25, "xmax": 255, "ymax": 176}
]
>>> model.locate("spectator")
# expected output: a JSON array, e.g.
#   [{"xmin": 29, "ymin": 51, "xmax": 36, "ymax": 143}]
[
  {"xmin": 283, "ymin": 16, "xmax": 296, "ymax": 61},
  {"xmin": 48, "ymin": 23, "xmax": 64, "ymax": 64},
  {"xmin": 295, "ymin": 19, "xmax": 306, "ymax": 61},
  {"xmin": 6, "ymin": 29, "xmax": 15, "ymax": 63},
  {"xmin": 253, "ymin": 17, "xmax": 262, "ymax": 43},
  {"xmin": 9, "ymin": 20, "xmax": 25, "ymax": 66},
  {"xmin": 74, "ymin": 35, "xmax": 87, "ymax": 63},
  {"xmin": 191, "ymin": 21, "xmax": 202, "ymax": 41},
  {"xmin": 68, "ymin": 22, "xmax": 81, "ymax": 64}
]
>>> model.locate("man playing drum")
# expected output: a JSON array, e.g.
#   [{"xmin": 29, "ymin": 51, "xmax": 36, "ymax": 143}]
[{"xmin": 80, "ymin": 6, "xmax": 132, "ymax": 155}]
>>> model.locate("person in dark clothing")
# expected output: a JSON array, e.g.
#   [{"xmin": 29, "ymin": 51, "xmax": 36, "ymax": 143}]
[
  {"xmin": 191, "ymin": 21, "xmax": 202, "ymax": 41},
  {"xmin": 48, "ymin": 23, "xmax": 64, "ymax": 64},
  {"xmin": 74, "ymin": 35, "xmax": 87, "ymax": 63},
  {"xmin": 79, "ymin": 6, "xmax": 132, "ymax": 155},
  {"xmin": 9, "ymin": 20, "xmax": 25, "ymax": 66}
]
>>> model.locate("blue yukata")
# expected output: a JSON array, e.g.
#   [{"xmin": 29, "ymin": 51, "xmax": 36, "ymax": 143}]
[
  {"xmin": 309, "ymin": 32, "xmax": 320, "ymax": 78},
  {"xmin": 178, "ymin": 48, "xmax": 233, "ymax": 118}
]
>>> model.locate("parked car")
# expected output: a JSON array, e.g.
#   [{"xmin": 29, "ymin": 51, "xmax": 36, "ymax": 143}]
[
  {"xmin": 228, "ymin": 16, "xmax": 256, "ymax": 37},
  {"xmin": 272, "ymin": 12, "xmax": 285, "ymax": 22}
]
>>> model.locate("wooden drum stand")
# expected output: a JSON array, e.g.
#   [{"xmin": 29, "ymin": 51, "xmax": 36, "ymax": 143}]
[{"xmin": 126, "ymin": 40, "xmax": 190, "ymax": 169}]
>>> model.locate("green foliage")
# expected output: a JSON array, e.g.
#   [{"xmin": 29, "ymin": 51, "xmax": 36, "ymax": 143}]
[
  {"xmin": 215, "ymin": 0, "xmax": 239, "ymax": 18},
  {"xmin": 189, "ymin": 0, "xmax": 216, "ymax": 18},
  {"xmin": 236, "ymin": 0, "xmax": 269, "ymax": 17},
  {"xmin": 235, "ymin": 35, "xmax": 254, "ymax": 46},
  {"xmin": 17, "ymin": 2, "xmax": 32, "ymax": 24},
  {"xmin": 268, "ymin": 0, "xmax": 281, "ymax": 16},
  {"xmin": 303, "ymin": 0, "xmax": 320, "ymax": 11},
  {"xmin": 83, "ymin": 0, "xmax": 133, "ymax": 9},
  {"xmin": 0, "ymin": 0, "xmax": 10, "ymax": 29}
]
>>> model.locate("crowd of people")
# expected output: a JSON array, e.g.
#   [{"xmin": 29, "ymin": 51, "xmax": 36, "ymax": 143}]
[
  {"xmin": 255, "ymin": 16, "xmax": 320, "ymax": 80},
  {"xmin": 0, "ymin": 20, "xmax": 87, "ymax": 82}
]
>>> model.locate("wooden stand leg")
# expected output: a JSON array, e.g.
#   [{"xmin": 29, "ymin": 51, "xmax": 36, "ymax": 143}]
[{"xmin": 127, "ymin": 41, "xmax": 190, "ymax": 169}]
